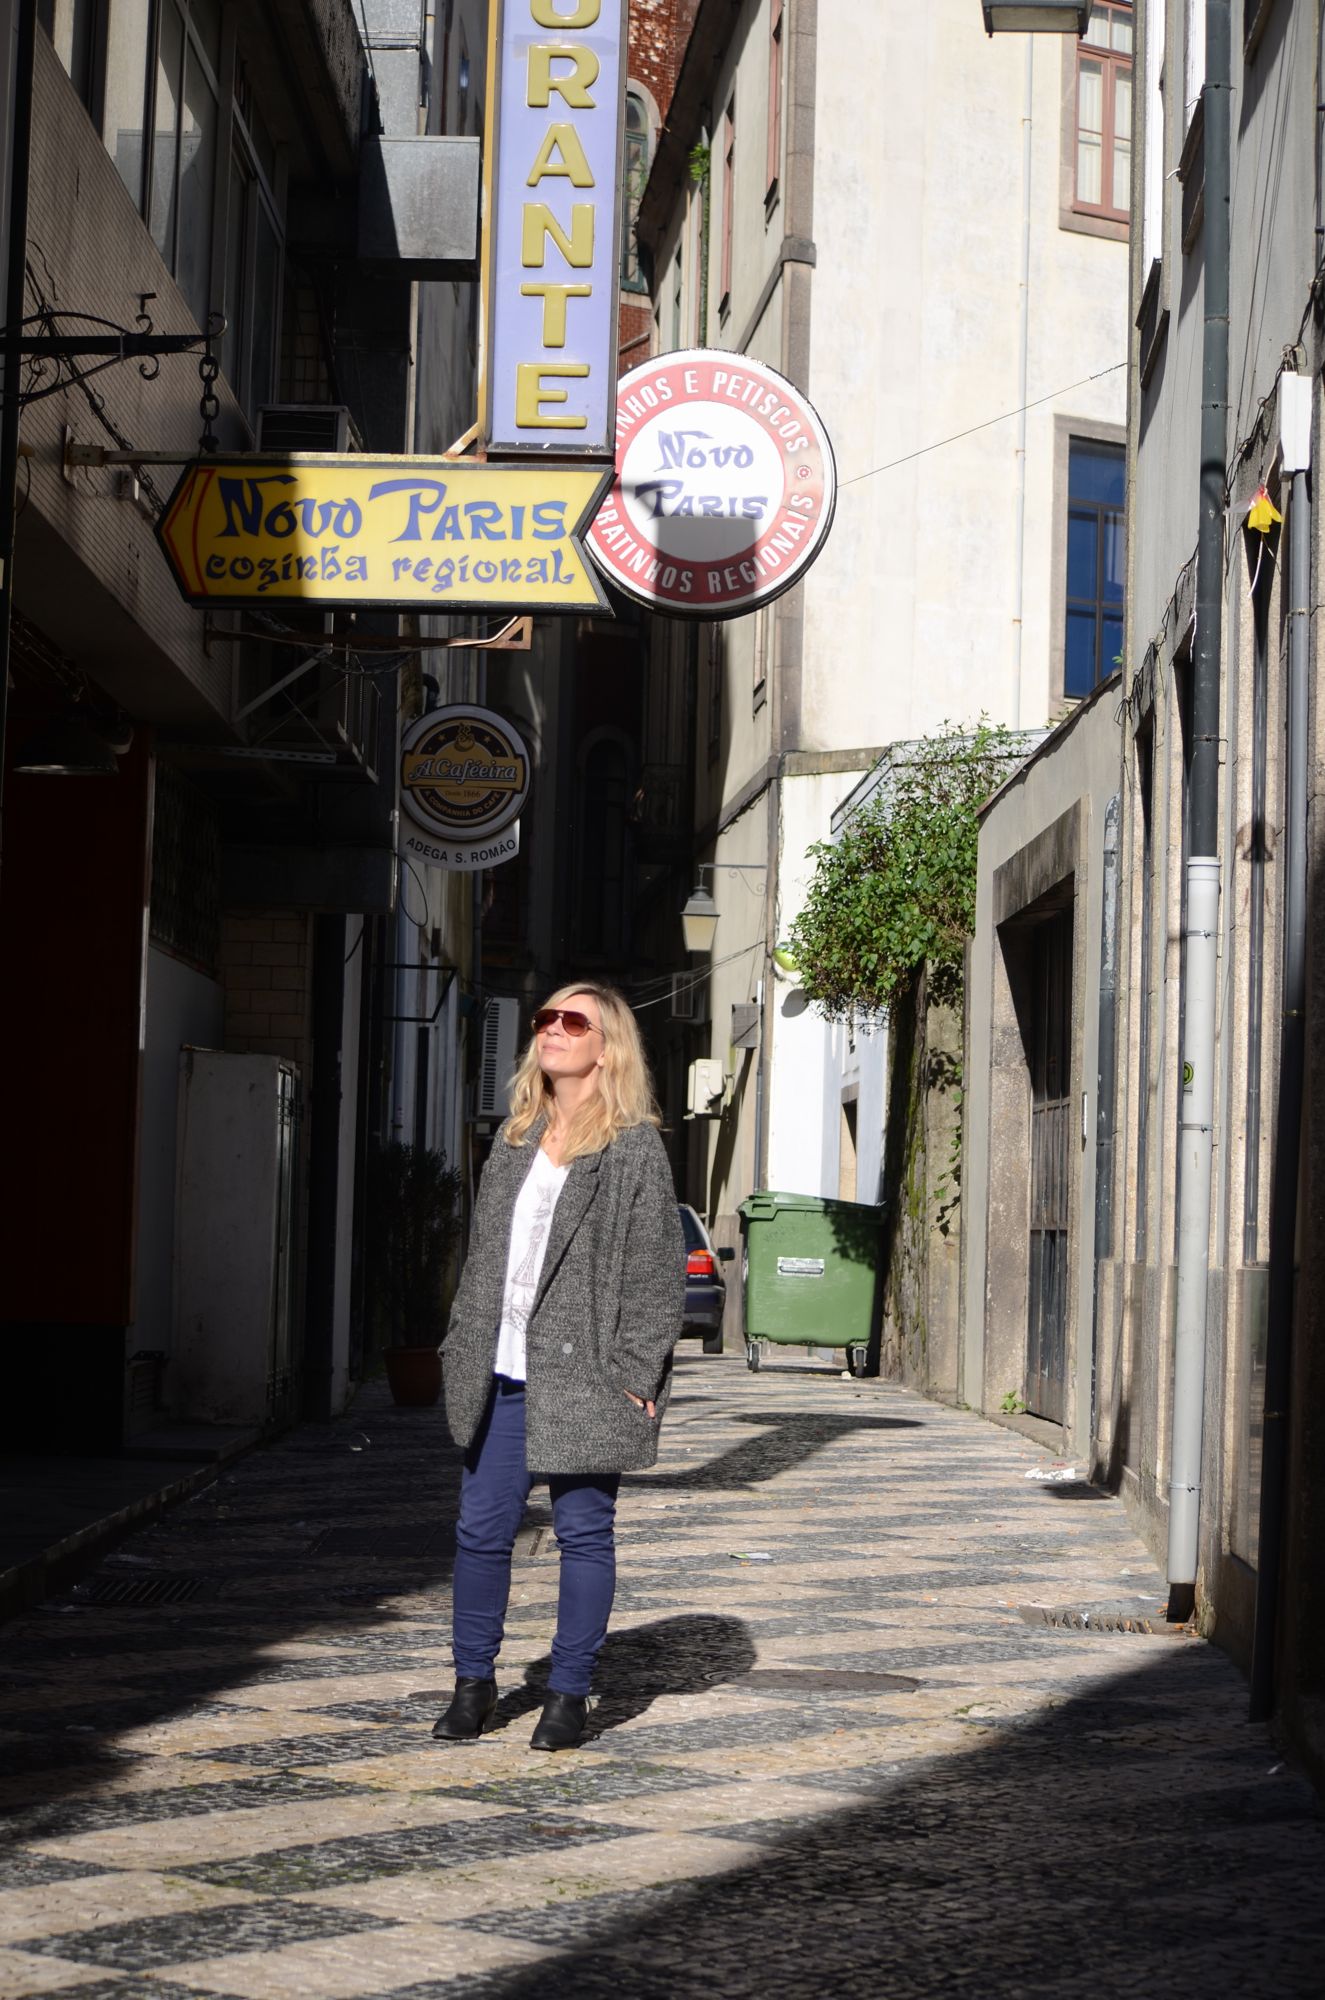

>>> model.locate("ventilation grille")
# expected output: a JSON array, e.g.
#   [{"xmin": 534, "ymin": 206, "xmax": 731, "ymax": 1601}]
[
  {"xmin": 73, "ymin": 1573, "xmax": 212, "ymax": 1608},
  {"xmin": 476, "ymin": 996, "xmax": 519, "ymax": 1118}
]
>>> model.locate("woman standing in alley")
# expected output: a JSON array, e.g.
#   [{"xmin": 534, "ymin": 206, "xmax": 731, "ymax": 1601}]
[{"xmin": 432, "ymin": 983, "xmax": 685, "ymax": 1751}]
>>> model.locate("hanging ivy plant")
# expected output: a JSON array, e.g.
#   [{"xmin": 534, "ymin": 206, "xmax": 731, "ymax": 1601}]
[{"xmin": 787, "ymin": 721, "xmax": 1020, "ymax": 1022}]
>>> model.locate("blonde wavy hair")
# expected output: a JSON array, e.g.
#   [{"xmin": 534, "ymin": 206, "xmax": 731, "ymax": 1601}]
[{"xmin": 504, "ymin": 982, "xmax": 661, "ymax": 1163}]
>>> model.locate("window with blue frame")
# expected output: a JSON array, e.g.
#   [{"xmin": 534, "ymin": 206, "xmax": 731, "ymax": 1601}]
[{"xmin": 1065, "ymin": 438, "xmax": 1125, "ymax": 698}]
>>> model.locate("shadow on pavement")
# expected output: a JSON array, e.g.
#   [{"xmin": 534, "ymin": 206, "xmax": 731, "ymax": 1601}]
[
  {"xmin": 432, "ymin": 1646, "xmax": 1325, "ymax": 2000},
  {"xmin": 481, "ymin": 1613, "xmax": 759, "ymax": 1738},
  {"xmin": 624, "ymin": 1410, "xmax": 924, "ymax": 1491},
  {"xmin": 0, "ymin": 1391, "xmax": 470, "ymax": 1831}
]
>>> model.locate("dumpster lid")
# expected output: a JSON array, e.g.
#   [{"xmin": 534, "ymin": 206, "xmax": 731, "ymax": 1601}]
[{"xmin": 738, "ymin": 1189, "xmax": 884, "ymax": 1219}]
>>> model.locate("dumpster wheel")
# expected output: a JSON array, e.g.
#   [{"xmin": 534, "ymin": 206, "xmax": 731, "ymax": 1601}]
[
  {"xmin": 745, "ymin": 1339, "xmax": 761, "ymax": 1373},
  {"xmin": 845, "ymin": 1345, "xmax": 870, "ymax": 1378}
]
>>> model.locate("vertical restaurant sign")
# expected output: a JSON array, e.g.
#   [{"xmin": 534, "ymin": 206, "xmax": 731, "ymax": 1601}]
[
  {"xmin": 399, "ymin": 705, "xmax": 531, "ymax": 872},
  {"xmin": 482, "ymin": 0, "xmax": 626, "ymax": 456}
]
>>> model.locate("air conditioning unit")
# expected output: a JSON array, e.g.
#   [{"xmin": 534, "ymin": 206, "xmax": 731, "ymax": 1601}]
[
  {"xmin": 670, "ymin": 971, "xmax": 707, "ymax": 1022},
  {"xmin": 686, "ymin": 1057, "xmax": 726, "ymax": 1118},
  {"xmin": 256, "ymin": 404, "xmax": 363, "ymax": 453},
  {"xmin": 476, "ymin": 996, "xmax": 520, "ymax": 1119}
]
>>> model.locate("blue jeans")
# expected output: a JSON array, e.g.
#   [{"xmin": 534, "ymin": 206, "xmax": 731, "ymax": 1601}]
[{"xmin": 451, "ymin": 1375, "xmax": 620, "ymax": 1699}]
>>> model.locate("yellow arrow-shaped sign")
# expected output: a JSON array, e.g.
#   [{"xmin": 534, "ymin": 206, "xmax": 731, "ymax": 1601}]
[{"xmin": 156, "ymin": 455, "xmax": 613, "ymax": 613}]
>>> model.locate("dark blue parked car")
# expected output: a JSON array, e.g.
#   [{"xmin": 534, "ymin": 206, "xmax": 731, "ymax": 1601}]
[{"xmin": 679, "ymin": 1204, "xmax": 735, "ymax": 1354}]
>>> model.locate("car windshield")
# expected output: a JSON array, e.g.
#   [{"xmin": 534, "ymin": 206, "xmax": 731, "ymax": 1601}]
[{"xmin": 678, "ymin": 1206, "xmax": 705, "ymax": 1250}]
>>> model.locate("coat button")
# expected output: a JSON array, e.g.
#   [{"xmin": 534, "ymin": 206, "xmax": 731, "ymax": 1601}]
[{"xmin": 562, "ymin": 1341, "xmax": 574, "ymax": 1354}]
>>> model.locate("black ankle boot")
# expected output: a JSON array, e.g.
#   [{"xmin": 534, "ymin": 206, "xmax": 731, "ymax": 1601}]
[
  {"xmin": 431, "ymin": 1677, "xmax": 498, "ymax": 1741},
  {"xmin": 529, "ymin": 1690, "xmax": 588, "ymax": 1751}
]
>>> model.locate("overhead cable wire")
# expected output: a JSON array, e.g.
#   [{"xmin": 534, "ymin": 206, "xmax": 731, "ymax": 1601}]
[{"xmin": 837, "ymin": 361, "xmax": 1127, "ymax": 490}]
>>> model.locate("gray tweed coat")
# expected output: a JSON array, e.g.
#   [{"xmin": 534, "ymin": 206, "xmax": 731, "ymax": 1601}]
[{"xmin": 442, "ymin": 1117, "xmax": 686, "ymax": 1474}]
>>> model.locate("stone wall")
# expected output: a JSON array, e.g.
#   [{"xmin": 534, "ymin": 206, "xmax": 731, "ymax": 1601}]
[{"xmin": 879, "ymin": 967, "xmax": 963, "ymax": 1399}]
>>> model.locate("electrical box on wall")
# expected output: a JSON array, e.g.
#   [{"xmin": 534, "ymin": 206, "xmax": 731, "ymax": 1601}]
[{"xmin": 686, "ymin": 1058, "xmax": 726, "ymax": 1118}]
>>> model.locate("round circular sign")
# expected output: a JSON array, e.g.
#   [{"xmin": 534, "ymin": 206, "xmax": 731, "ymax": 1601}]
[
  {"xmin": 399, "ymin": 704, "xmax": 530, "ymax": 844},
  {"xmin": 586, "ymin": 349, "xmax": 836, "ymax": 618}
]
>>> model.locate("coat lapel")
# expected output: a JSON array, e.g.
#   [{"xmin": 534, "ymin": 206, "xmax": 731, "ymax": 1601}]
[{"xmin": 529, "ymin": 1145, "xmax": 602, "ymax": 1316}]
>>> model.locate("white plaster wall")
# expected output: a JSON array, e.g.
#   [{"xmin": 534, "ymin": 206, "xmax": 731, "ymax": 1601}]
[
  {"xmin": 765, "ymin": 768, "xmax": 873, "ymax": 1194},
  {"xmin": 696, "ymin": 801, "xmax": 769, "ymax": 1220},
  {"xmin": 834, "ymin": 1012, "xmax": 888, "ymax": 1208},
  {"xmin": 132, "ymin": 947, "xmax": 225, "ymax": 1375},
  {"xmin": 804, "ymin": 2, "xmax": 1128, "ymax": 747},
  {"xmin": 658, "ymin": 0, "xmax": 1127, "ymax": 1244}
]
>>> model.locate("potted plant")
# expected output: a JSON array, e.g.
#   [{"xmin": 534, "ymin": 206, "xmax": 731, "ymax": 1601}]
[{"xmin": 367, "ymin": 1141, "xmax": 463, "ymax": 1405}]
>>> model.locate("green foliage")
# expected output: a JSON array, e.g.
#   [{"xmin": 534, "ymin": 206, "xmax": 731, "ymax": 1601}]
[
  {"xmin": 688, "ymin": 142, "xmax": 711, "ymax": 184},
  {"xmin": 367, "ymin": 1142, "xmax": 464, "ymax": 1349},
  {"xmin": 1000, "ymin": 1390, "xmax": 1028, "ymax": 1415},
  {"xmin": 788, "ymin": 720, "xmax": 1018, "ymax": 1022}
]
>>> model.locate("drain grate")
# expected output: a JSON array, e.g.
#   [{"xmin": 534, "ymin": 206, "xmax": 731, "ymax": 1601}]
[
  {"xmin": 1018, "ymin": 1603, "xmax": 1176, "ymax": 1636},
  {"xmin": 73, "ymin": 1572, "xmax": 212, "ymax": 1608}
]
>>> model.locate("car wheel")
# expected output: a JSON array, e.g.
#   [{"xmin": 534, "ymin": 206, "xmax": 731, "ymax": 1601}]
[{"xmin": 702, "ymin": 1331, "xmax": 724, "ymax": 1354}]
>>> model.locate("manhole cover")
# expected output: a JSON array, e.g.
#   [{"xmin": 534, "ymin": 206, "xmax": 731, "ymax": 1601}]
[
  {"xmin": 733, "ymin": 1668, "xmax": 919, "ymax": 1694},
  {"xmin": 73, "ymin": 1573, "xmax": 212, "ymax": 1608}
]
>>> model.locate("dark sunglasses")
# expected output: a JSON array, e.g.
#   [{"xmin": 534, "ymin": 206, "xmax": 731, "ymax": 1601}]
[{"xmin": 531, "ymin": 1007, "xmax": 604, "ymax": 1038}]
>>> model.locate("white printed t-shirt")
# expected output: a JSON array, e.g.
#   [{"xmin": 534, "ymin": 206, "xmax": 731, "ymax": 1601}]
[{"xmin": 494, "ymin": 1147, "xmax": 570, "ymax": 1381}]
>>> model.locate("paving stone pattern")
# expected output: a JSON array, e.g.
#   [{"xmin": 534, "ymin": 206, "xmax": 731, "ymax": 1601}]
[{"xmin": 1, "ymin": 1360, "xmax": 1321, "ymax": 1997}]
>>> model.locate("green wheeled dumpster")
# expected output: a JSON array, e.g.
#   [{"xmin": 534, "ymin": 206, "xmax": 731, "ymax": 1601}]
[{"xmin": 737, "ymin": 1190, "xmax": 885, "ymax": 1376}]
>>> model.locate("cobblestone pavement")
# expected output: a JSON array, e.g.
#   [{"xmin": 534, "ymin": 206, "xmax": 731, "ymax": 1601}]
[{"xmin": 1, "ymin": 1356, "xmax": 1322, "ymax": 1999}]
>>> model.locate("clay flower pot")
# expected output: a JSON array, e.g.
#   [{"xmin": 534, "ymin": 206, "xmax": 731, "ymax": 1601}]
[{"xmin": 383, "ymin": 1346, "xmax": 443, "ymax": 1407}]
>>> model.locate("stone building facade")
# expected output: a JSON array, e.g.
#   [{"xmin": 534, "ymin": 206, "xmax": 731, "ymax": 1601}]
[
  {"xmin": 962, "ymin": 0, "xmax": 1325, "ymax": 1783},
  {"xmin": 0, "ymin": 0, "xmax": 482, "ymax": 1445},
  {"xmin": 636, "ymin": 0, "xmax": 1128, "ymax": 1295}
]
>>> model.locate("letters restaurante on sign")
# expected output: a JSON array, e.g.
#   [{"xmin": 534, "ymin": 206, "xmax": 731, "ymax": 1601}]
[{"xmin": 483, "ymin": 0, "xmax": 626, "ymax": 456}]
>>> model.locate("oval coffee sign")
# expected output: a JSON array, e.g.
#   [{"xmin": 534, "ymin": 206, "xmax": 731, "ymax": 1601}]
[
  {"xmin": 586, "ymin": 349, "xmax": 836, "ymax": 618},
  {"xmin": 399, "ymin": 704, "xmax": 530, "ymax": 845}
]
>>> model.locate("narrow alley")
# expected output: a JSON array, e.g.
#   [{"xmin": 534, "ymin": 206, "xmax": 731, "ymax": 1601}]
[{"xmin": 2, "ymin": 1356, "xmax": 1320, "ymax": 1999}]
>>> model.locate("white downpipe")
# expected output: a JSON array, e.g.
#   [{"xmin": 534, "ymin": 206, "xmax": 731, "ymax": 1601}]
[
  {"xmin": 1166, "ymin": 854, "xmax": 1221, "ymax": 1592},
  {"xmin": 1011, "ymin": 36, "xmax": 1033, "ymax": 728}
]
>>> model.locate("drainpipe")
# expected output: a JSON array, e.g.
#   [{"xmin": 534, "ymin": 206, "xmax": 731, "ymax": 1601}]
[
  {"xmin": 1249, "ymin": 380, "xmax": 1311, "ymax": 1718},
  {"xmin": 1091, "ymin": 793, "xmax": 1121, "ymax": 1442},
  {"xmin": 1010, "ymin": 36, "xmax": 1034, "ymax": 728},
  {"xmin": 1166, "ymin": 0, "xmax": 1230, "ymax": 1626}
]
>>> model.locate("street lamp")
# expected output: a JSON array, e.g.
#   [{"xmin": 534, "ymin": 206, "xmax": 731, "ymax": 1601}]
[
  {"xmin": 981, "ymin": 2, "xmax": 1092, "ymax": 31},
  {"xmin": 680, "ymin": 883, "xmax": 719, "ymax": 953}
]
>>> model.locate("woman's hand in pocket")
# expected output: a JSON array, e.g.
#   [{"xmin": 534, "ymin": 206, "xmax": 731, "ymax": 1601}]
[{"xmin": 624, "ymin": 1391, "xmax": 656, "ymax": 1419}]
